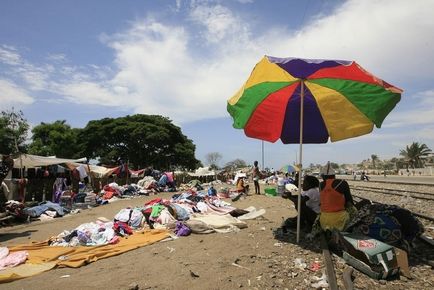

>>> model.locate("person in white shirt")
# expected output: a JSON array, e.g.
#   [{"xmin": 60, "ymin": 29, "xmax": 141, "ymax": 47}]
[
  {"xmin": 302, "ymin": 175, "xmax": 320, "ymax": 214},
  {"xmin": 288, "ymin": 175, "xmax": 320, "ymax": 230}
]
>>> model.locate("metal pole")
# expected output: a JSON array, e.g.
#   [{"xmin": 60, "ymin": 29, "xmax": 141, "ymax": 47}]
[
  {"xmin": 296, "ymin": 81, "xmax": 305, "ymax": 243},
  {"xmin": 261, "ymin": 141, "xmax": 264, "ymax": 170}
]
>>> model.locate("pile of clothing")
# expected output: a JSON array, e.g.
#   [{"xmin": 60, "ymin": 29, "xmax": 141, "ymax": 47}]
[{"xmin": 0, "ymin": 247, "xmax": 28, "ymax": 270}]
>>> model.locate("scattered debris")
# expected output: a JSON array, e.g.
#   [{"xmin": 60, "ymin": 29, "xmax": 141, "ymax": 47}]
[
  {"xmin": 189, "ymin": 270, "xmax": 200, "ymax": 278},
  {"xmin": 294, "ymin": 258, "xmax": 307, "ymax": 270},
  {"xmin": 127, "ymin": 282, "xmax": 139, "ymax": 290}
]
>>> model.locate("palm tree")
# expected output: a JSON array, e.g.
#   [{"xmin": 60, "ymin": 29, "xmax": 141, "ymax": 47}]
[
  {"xmin": 399, "ymin": 142, "xmax": 432, "ymax": 168},
  {"xmin": 371, "ymin": 154, "xmax": 379, "ymax": 169}
]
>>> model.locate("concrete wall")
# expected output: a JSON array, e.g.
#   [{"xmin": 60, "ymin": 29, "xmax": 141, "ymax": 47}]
[{"xmin": 398, "ymin": 167, "xmax": 434, "ymax": 176}]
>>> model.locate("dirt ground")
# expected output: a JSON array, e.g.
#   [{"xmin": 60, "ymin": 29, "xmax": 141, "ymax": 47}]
[{"xmin": 0, "ymin": 183, "xmax": 433, "ymax": 290}]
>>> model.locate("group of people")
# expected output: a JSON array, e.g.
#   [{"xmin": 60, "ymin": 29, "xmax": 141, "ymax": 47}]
[
  {"xmin": 285, "ymin": 161, "xmax": 423, "ymax": 251},
  {"xmin": 286, "ymin": 162, "xmax": 354, "ymax": 232}
]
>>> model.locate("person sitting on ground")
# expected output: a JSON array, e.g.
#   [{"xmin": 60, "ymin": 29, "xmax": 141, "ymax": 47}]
[
  {"xmin": 231, "ymin": 175, "xmax": 249, "ymax": 202},
  {"xmin": 360, "ymin": 171, "xmax": 370, "ymax": 181},
  {"xmin": 317, "ymin": 162, "xmax": 356, "ymax": 232},
  {"xmin": 287, "ymin": 175, "xmax": 320, "ymax": 231},
  {"xmin": 236, "ymin": 176, "xmax": 249, "ymax": 194}
]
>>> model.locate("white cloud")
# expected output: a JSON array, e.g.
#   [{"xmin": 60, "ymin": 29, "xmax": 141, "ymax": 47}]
[
  {"xmin": 0, "ymin": 79, "xmax": 34, "ymax": 109},
  {"xmin": 58, "ymin": 81, "xmax": 122, "ymax": 107},
  {"xmin": 0, "ymin": 45, "xmax": 51, "ymax": 91},
  {"xmin": 189, "ymin": 3, "xmax": 249, "ymax": 43},
  {"xmin": 261, "ymin": 0, "xmax": 434, "ymax": 83},
  {"xmin": 385, "ymin": 89, "xmax": 434, "ymax": 127},
  {"xmin": 46, "ymin": 53, "xmax": 67, "ymax": 62},
  {"xmin": 1, "ymin": 0, "xmax": 434, "ymax": 127},
  {"xmin": 0, "ymin": 45, "xmax": 21, "ymax": 65},
  {"xmin": 19, "ymin": 67, "xmax": 49, "ymax": 91}
]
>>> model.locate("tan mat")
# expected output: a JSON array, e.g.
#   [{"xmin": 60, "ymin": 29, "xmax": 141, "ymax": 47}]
[{"xmin": 0, "ymin": 229, "xmax": 169, "ymax": 283}]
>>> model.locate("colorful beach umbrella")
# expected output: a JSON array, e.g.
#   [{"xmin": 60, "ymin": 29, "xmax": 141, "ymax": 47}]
[
  {"xmin": 227, "ymin": 56, "xmax": 402, "ymax": 242},
  {"xmin": 280, "ymin": 164, "xmax": 299, "ymax": 173}
]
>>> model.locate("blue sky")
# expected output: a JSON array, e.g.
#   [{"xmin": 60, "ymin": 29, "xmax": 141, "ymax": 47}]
[{"xmin": 1, "ymin": 0, "xmax": 434, "ymax": 169}]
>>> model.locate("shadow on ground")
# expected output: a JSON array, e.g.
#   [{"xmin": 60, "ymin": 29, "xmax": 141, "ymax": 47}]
[{"xmin": 0, "ymin": 230, "xmax": 38, "ymax": 242}]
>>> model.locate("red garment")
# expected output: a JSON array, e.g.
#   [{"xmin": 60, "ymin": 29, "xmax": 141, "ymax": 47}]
[
  {"xmin": 113, "ymin": 221, "xmax": 133, "ymax": 235},
  {"xmin": 145, "ymin": 198, "xmax": 162, "ymax": 206},
  {"xmin": 320, "ymin": 179, "xmax": 345, "ymax": 213},
  {"xmin": 165, "ymin": 172, "xmax": 174, "ymax": 183},
  {"xmin": 18, "ymin": 178, "xmax": 27, "ymax": 202},
  {"xmin": 103, "ymin": 191, "xmax": 116, "ymax": 200}
]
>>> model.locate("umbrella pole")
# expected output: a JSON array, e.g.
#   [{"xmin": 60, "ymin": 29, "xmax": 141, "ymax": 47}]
[{"xmin": 296, "ymin": 81, "xmax": 305, "ymax": 243}]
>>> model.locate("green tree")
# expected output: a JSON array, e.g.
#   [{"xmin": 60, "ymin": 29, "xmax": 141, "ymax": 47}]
[
  {"xmin": 371, "ymin": 154, "xmax": 379, "ymax": 169},
  {"xmin": 224, "ymin": 158, "xmax": 247, "ymax": 171},
  {"xmin": 0, "ymin": 109, "xmax": 29, "ymax": 154},
  {"xmin": 79, "ymin": 114, "xmax": 200, "ymax": 169},
  {"xmin": 28, "ymin": 120, "xmax": 82, "ymax": 158},
  {"xmin": 330, "ymin": 162, "xmax": 340, "ymax": 169},
  {"xmin": 399, "ymin": 142, "xmax": 432, "ymax": 168}
]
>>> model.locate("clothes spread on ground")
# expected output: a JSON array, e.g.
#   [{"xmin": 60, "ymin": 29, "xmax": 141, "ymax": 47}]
[
  {"xmin": 114, "ymin": 208, "xmax": 144, "ymax": 229},
  {"xmin": 346, "ymin": 203, "xmax": 424, "ymax": 251},
  {"xmin": 0, "ymin": 248, "xmax": 28, "ymax": 271},
  {"xmin": 49, "ymin": 221, "xmax": 117, "ymax": 247},
  {"xmin": 24, "ymin": 201, "xmax": 68, "ymax": 218}
]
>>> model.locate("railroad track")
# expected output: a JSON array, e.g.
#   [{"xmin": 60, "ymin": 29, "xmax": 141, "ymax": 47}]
[
  {"xmin": 350, "ymin": 184, "xmax": 434, "ymax": 197},
  {"xmin": 350, "ymin": 185, "xmax": 434, "ymax": 201},
  {"xmin": 344, "ymin": 178, "xmax": 434, "ymax": 187}
]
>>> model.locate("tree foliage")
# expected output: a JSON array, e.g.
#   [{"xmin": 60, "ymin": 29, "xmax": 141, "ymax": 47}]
[
  {"xmin": 205, "ymin": 152, "xmax": 222, "ymax": 169},
  {"xmin": 28, "ymin": 120, "xmax": 82, "ymax": 158},
  {"xmin": 224, "ymin": 158, "xmax": 247, "ymax": 170},
  {"xmin": 399, "ymin": 142, "xmax": 432, "ymax": 168},
  {"xmin": 0, "ymin": 109, "xmax": 29, "ymax": 154},
  {"xmin": 79, "ymin": 114, "xmax": 200, "ymax": 169},
  {"xmin": 371, "ymin": 154, "xmax": 379, "ymax": 168},
  {"xmin": 330, "ymin": 162, "xmax": 340, "ymax": 169}
]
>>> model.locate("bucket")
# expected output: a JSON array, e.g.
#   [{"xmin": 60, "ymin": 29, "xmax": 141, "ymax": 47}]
[{"xmin": 265, "ymin": 187, "xmax": 277, "ymax": 196}]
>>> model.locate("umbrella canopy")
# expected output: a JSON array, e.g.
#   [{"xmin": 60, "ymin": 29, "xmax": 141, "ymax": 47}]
[
  {"xmin": 280, "ymin": 164, "xmax": 299, "ymax": 173},
  {"xmin": 227, "ymin": 56, "xmax": 402, "ymax": 143},
  {"xmin": 227, "ymin": 56, "xmax": 402, "ymax": 242}
]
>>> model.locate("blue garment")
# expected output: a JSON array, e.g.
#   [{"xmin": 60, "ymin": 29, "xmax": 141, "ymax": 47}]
[
  {"xmin": 24, "ymin": 201, "xmax": 67, "ymax": 217},
  {"xmin": 171, "ymin": 192, "xmax": 192, "ymax": 202},
  {"xmin": 207, "ymin": 187, "xmax": 217, "ymax": 196},
  {"xmin": 172, "ymin": 204, "xmax": 189, "ymax": 221},
  {"xmin": 158, "ymin": 174, "xmax": 168, "ymax": 187}
]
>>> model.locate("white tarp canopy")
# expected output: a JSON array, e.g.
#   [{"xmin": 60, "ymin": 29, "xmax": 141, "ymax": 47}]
[
  {"xmin": 188, "ymin": 166, "xmax": 217, "ymax": 177},
  {"xmin": 13, "ymin": 154, "xmax": 87, "ymax": 168},
  {"xmin": 65, "ymin": 162, "xmax": 117, "ymax": 178}
]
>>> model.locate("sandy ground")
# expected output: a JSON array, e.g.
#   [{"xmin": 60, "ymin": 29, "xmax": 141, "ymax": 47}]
[
  {"xmin": 0, "ymin": 182, "xmax": 433, "ymax": 290},
  {"xmin": 0, "ymin": 187, "xmax": 311, "ymax": 290}
]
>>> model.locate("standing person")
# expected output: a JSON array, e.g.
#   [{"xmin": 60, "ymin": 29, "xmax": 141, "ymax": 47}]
[
  {"xmin": 318, "ymin": 162, "xmax": 356, "ymax": 232},
  {"xmin": 252, "ymin": 161, "xmax": 261, "ymax": 195}
]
